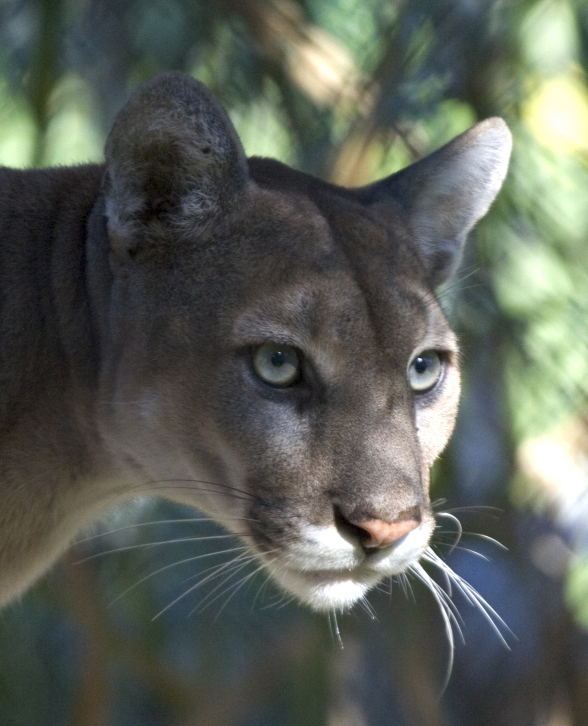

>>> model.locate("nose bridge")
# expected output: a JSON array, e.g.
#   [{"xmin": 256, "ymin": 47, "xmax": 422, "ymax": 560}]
[{"xmin": 325, "ymin": 393, "xmax": 425, "ymax": 524}]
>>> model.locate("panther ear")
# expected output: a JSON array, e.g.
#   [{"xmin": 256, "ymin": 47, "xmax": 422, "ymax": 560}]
[
  {"xmin": 360, "ymin": 118, "xmax": 512, "ymax": 287},
  {"xmin": 103, "ymin": 72, "xmax": 248, "ymax": 257}
]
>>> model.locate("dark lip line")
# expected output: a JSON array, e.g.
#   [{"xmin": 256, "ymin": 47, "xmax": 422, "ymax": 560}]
[
  {"xmin": 256, "ymin": 529, "xmax": 423, "ymax": 562},
  {"xmin": 272, "ymin": 561, "xmax": 380, "ymax": 580}
]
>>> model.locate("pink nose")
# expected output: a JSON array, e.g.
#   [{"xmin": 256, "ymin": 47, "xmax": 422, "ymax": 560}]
[{"xmin": 355, "ymin": 518, "xmax": 419, "ymax": 548}]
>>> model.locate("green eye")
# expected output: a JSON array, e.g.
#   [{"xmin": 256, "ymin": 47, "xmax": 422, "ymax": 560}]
[
  {"xmin": 408, "ymin": 350, "xmax": 442, "ymax": 392},
  {"xmin": 252, "ymin": 342, "xmax": 301, "ymax": 387}
]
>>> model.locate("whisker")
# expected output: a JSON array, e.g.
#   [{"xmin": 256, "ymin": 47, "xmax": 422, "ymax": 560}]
[
  {"xmin": 438, "ymin": 505, "xmax": 503, "ymax": 515},
  {"xmin": 396, "ymin": 571, "xmax": 414, "ymax": 602},
  {"xmin": 173, "ymin": 551, "xmax": 251, "ymax": 588},
  {"xmin": 188, "ymin": 558, "xmax": 260, "ymax": 617},
  {"xmin": 145, "ymin": 483, "xmax": 253, "ymax": 503},
  {"xmin": 76, "ymin": 477, "xmax": 256, "ymax": 524},
  {"xmin": 432, "ymin": 499, "xmax": 504, "ymax": 516},
  {"xmin": 272, "ymin": 593, "xmax": 298, "ymax": 611},
  {"xmin": 256, "ymin": 567, "xmax": 299, "ymax": 611},
  {"xmin": 401, "ymin": 573, "xmax": 414, "ymax": 601},
  {"xmin": 104, "ymin": 477, "xmax": 257, "ymax": 504},
  {"xmin": 75, "ymin": 533, "xmax": 250, "ymax": 562},
  {"xmin": 431, "ymin": 543, "xmax": 492, "ymax": 562},
  {"xmin": 435, "ymin": 512, "xmax": 462, "ymax": 555},
  {"xmin": 373, "ymin": 582, "xmax": 389, "ymax": 597},
  {"xmin": 208, "ymin": 560, "xmax": 276, "ymax": 618},
  {"xmin": 433, "ymin": 529, "xmax": 509, "ymax": 553},
  {"xmin": 79, "ymin": 518, "xmax": 211, "ymax": 543},
  {"xmin": 152, "ymin": 551, "xmax": 260, "ymax": 620},
  {"xmin": 188, "ymin": 550, "xmax": 282, "ymax": 617},
  {"xmin": 431, "ymin": 498, "xmax": 447, "ymax": 509},
  {"xmin": 358, "ymin": 596, "xmax": 378, "ymax": 621},
  {"xmin": 435, "ymin": 511, "xmax": 462, "ymax": 531},
  {"xmin": 422, "ymin": 548, "xmax": 513, "ymax": 648},
  {"xmin": 408, "ymin": 562, "xmax": 457, "ymax": 695},
  {"xmin": 78, "ymin": 516, "xmax": 260, "ymax": 543},
  {"xmin": 328, "ymin": 610, "xmax": 344, "ymax": 649},
  {"xmin": 146, "ymin": 478, "xmax": 255, "ymax": 501},
  {"xmin": 435, "ymin": 266, "xmax": 481, "ymax": 303},
  {"xmin": 412, "ymin": 562, "xmax": 464, "ymax": 630},
  {"xmin": 252, "ymin": 570, "xmax": 279, "ymax": 610},
  {"xmin": 453, "ymin": 532, "xmax": 509, "ymax": 550},
  {"xmin": 108, "ymin": 545, "xmax": 249, "ymax": 607}
]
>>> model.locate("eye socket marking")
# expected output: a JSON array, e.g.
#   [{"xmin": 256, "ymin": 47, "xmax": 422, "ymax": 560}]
[
  {"xmin": 408, "ymin": 350, "xmax": 443, "ymax": 393},
  {"xmin": 252, "ymin": 342, "xmax": 301, "ymax": 387}
]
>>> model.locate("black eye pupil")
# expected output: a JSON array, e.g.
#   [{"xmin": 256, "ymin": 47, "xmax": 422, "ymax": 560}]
[
  {"xmin": 414, "ymin": 357, "xmax": 428, "ymax": 374},
  {"xmin": 271, "ymin": 351, "xmax": 287, "ymax": 368}
]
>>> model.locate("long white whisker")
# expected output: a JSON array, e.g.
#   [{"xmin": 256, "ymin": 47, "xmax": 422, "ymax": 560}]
[
  {"xmin": 409, "ymin": 562, "xmax": 456, "ymax": 695},
  {"xmin": 188, "ymin": 559, "xmax": 259, "ymax": 616},
  {"xmin": 328, "ymin": 610, "xmax": 344, "ymax": 649},
  {"xmin": 431, "ymin": 497, "xmax": 447, "ymax": 510},
  {"xmin": 188, "ymin": 551, "xmax": 281, "ymax": 617},
  {"xmin": 152, "ymin": 551, "xmax": 260, "ymax": 620},
  {"xmin": 108, "ymin": 545, "xmax": 249, "ymax": 607},
  {"xmin": 138, "ymin": 478, "xmax": 256, "ymax": 501},
  {"xmin": 210, "ymin": 560, "xmax": 275, "ymax": 618},
  {"xmin": 78, "ymin": 517, "xmax": 214, "ymax": 541},
  {"xmin": 75, "ymin": 533, "xmax": 249, "ymax": 562},
  {"xmin": 257, "ymin": 566, "xmax": 299, "ymax": 611},
  {"xmin": 422, "ymin": 548, "xmax": 513, "ymax": 648},
  {"xmin": 273, "ymin": 593, "xmax": 298, "ymax": 611},
  {"xmin": 435, "ymin": 512, "xmax": 462, "ymax": 556},
  {"xmin": 358, "ymin": 596, "xmax": 378, "ymax": 621},
  {"xmin": 431, "ymin": 543, "xmax": 492, "ymax": 562},
  {"xmin": 412, "ymin": 562, "xmax": 464, "ymax": 632},
  {"xmin": 77, "ymin": 515, "xmax": 260, "ymax": 542},
  {"xmin": 438, "ymin": 505, "xmax": 503, "ymax": 516},
  {"xmin": 396, "ymin": 571, "xmax": 414, "ymax": 602},
  {"xmin": 252, "ymin": 570, "xmax": 278, "ymax": 610},
  {"xmin": 453, "ymin": 532, "xmax": 509, "ymax": 550},
  {"xmin": 145, "ymin": 484, "xmax": 253, "ymax": 502}
]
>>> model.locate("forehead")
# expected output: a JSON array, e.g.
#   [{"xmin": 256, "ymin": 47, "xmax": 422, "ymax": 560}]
[
  {"xmin": 227, "ymin": 177, "xmax": 452, "ymax": 356},
  {"xmin": 230, "ymin": 164, "xmax": 417, "ymax": 280}
]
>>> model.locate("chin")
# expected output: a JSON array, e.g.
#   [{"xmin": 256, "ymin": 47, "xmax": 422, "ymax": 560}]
[
  {"xmin": 256, "ymin": 523, "xmax": 434, "ymax": 611},
  {"xmin": 266, "ymin": 565, "xmax": 382, "ymax": 612}
]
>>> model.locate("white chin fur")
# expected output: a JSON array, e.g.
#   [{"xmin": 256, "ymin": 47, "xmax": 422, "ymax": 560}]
[
  {"xmin": 262, "ymin": 524, "xmax": 433, "ymax": 611},
  {"xmin": 269, "ymin": 567, "xmax": 378, "ymax": 612}
]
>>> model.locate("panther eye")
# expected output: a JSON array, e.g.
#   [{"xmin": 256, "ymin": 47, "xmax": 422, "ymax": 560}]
[
  {"xmin": 252, "ymin": 342, "xmax": 301, "ymax": 387},
  {"xmin": 408, "ymin": 350, "xmax": 442, "ymax": 392}
]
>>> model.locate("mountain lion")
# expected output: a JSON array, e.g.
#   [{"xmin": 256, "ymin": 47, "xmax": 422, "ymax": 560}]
[{"xmin": 0, "ymin": 72, "xmax": 511, "ymax": 611}]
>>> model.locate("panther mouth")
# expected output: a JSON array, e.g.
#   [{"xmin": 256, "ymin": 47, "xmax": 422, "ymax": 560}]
[
  {"xmin": 259, "ymin": 525, "xmax": 432, "ymax": 611},
  {"xmin": 266, "ymin": 563, "xmax": 381, "ymax": 611}
]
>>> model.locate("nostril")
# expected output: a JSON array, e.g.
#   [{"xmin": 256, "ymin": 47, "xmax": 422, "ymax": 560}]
[
  {"xmin": 333, "ymin": 506, "xmax": 373, "ymax": 547},
  {"xmin": 333, "ymin": 505, "xmax": 420, "ymax": 549},
  {"xmin": 355, "ymin": 518, "xmax": 419, "ymax": 548}
]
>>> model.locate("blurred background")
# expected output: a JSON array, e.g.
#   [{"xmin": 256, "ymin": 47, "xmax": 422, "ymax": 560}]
[{"xmin": 1, "ymin": 0, "xmax": 588, "ymax": 724}]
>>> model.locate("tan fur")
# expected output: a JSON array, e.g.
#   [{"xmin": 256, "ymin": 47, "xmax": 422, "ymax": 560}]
[{"xmin": 0, "ymin": 73, "xmax": 511, "ymax": 610}]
